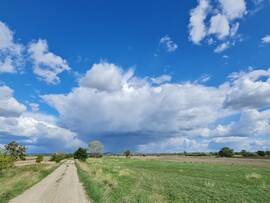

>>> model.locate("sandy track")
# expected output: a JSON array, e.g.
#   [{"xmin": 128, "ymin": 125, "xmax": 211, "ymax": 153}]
[{"xmin": 10, "ymin": 160, "xmax": 90, "ymax": 203}]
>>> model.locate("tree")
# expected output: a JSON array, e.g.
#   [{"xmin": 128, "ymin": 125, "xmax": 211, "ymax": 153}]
[
  {"xmin": 218, "ymin": 147, "xmax": 234, "ymax": 157},
  {"xmin": 4, "ymin": 141, "xmax": 27, "ymax": 160},
  {"xmin": 124, "ymin": 150, "xmax": 131, "ymax": 158},
  {"xmin": 257, "ymin": 150, "xmax": 266, "ymax": 156},
  {"xmin": 89, "ymin": 140, "xmax": 104, "ymax": 157},
  {"xmin": 74, "ymin": 147, "xmax": 88, "ymax": 161}
]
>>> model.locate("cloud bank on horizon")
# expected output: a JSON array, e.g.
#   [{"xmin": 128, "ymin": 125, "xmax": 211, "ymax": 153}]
[{"xmin": 0, "ymin": 0, "xmax": 270, "ymax": 153}]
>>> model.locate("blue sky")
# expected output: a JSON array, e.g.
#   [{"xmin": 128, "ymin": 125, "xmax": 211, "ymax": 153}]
[{"xmin": 0, "ymin": 0, "xmax": 270, "ymax": 153}]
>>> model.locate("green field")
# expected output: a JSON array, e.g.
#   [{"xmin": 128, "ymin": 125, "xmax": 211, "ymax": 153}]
[
  {"xmin": 77, "ymin": 157, "xmax": 270, "ymax": 203},
  {"xmin": 0, "ymin": 163, "xmax": 59, "ymax": 203}
]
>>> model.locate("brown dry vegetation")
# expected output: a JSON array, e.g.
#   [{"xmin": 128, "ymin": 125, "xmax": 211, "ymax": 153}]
[
  {"xmin": 130, "ymin": 155, "xmax": 270, "ymax": 168},
  {"xmin": 0, "ymin": 163, "xmax": 59, "ymax": 203}
]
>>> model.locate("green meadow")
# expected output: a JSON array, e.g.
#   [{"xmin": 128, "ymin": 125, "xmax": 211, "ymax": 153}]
[{"xmin": 77, "ymin": 157, "xmax": 270, "ymax": 203}]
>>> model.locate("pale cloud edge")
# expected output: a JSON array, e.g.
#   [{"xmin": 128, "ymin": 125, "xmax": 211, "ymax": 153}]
[
  {"xmin": 159, "ymin": 35, "xmax": 178, "ymax": 52},
  {"xmin": 261, "ymin": 35, "xmax": 270, "ymax": 43}
]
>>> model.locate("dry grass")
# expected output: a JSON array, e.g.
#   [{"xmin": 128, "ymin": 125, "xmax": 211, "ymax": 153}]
[
  {"xmin": 130, "ymin": 155, "xmax": 270, "ymax": 168},
  {"xmin": 0, "ymin": 163, "xmax": 59, "ymax": 203},
  {"xmin": 118, "ymin": 168, "xmax": 132, "ymax": 176},
  {"xmin": 245, "ymin": 172, "xmax": 262, "ymax": 180}
]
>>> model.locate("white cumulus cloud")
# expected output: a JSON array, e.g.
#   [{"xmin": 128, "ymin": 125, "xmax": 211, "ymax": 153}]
[
  {"xmin": 159, "ymin": 35, "xmax": 178, "ymax": 52},
  {"xmin": 28, "ymin": 39, "xmax": 71, "ymax": 85},
  {"xmin": 224, "ymin": 68, "xmax": 270, "ymax": 109},
  {"xmin": 0, "ymin": 114, "xmax": 84, "ymax": 152},
  {"xmin": 189, "ymin": 0, "xmax": 247, "ymax": 52},
  {"xmin": 0, "ymin": 86, "xmax": 26, "ymax": 117},
  {"xmin": 43, "ymin": 62, "xmax": 233, "ymax": 151},
  {"xmin": 214, "ymin": 42, "xmax": 230, "ymax": 53},
  {"xmin": 219, "ymin": 0, "xmax": 247, "ymax": 20},
  {"xmin": 261, "ymin": 35, "xmax": 270, "ymax": 43},
  {"xmin": 209, "ymin": 14, "xmax": 230, "ymax": 40},
  {"xmin": 189, "ymin": 0, "xmax": 210, "ymax": 44},
  {"xmin": 79, "ymin": 62, "xmax": 124, "ymax": 91},
  {"xmin": 0, "ymin": 21, "xmax": 23, "ymax": 74},
  {"xmin": 42, "ymin": 62, "xmax": 270, "ymax": 152},
  {"xmin": 0, "ymin": 85, "xmax": 83, "ymax": 152}
]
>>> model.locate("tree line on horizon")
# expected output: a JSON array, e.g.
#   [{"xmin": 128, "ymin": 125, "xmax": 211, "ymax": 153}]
[{"xmin": 1, "ymin": 141, "xmax": 270, "ymax": 169}]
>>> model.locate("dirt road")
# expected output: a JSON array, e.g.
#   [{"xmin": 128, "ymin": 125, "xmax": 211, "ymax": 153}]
[{"xmin": 10, "ymin": 160, "xmax": 90, "ymax": 203}]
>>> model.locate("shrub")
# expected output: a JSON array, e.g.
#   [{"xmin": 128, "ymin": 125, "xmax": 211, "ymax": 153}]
[
  {"xmin": 96, "ymin": 154, "xmax": 103, "ymax": 158},
  {"xmin": 36, "ymin": 155, "xmax": 44, "ymax": 163},
  {"xmin": 218, "ymin": 147, "xmax": 234, "ymax": 157},
  {"xmin": 89, "ymin": 153, "xmax": 102, "ymax": 158},
  {"xmin": 184, "ymin": 152, "xmax": 210, "ymax": 156},
  {"xmin": 65, "ymin": 154, "xmax": 74, "ymax": 158},
  {"xmin": 257, "ymin": 151, "xmax": 266, "ymax": 156},
  {"xmin": 0, "ymin": 154, "xmax": 15, "ymax": 170},
  {"xmin": 50, "ymin": 153, "xmax": 67, "ymax": 163},
  {"xmin": 74, "ymin": 147, "xmax": 88, "ymax": 161},
  {"xmin": 240, "ymin": 150, "xmax": 248, "ymax": 156},
  {"xmin": 124, "ymin": 150, "xmax": 131, "ymax": 158},
  {"xmin": 210, "ymin": 152, "xmax": 218, "ymax": 156}
]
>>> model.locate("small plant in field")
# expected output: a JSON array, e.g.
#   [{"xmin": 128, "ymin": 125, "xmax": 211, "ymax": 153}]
[
  {"xmin": 204, "ymin": 181, "xmax": 215, "ymax": 188},
  {"xmin": 260, "ymin": 182, "xmax": 267, "ymax": 189},
  {"xmin": 118, "ymin": 168, "xmax": 131, "ymax": 176},
  {"xmin": 245, "ymin": 172, "xmax": 262, "ymax": 180},
  {"xmin": 36, "ymin": 155, "xmax": 44, "ymax": 163},
  {"xmin": 95, "ymin": 154, "xmax": 103, "ymax": 158}
]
